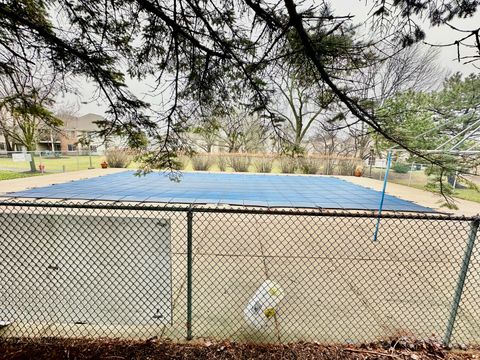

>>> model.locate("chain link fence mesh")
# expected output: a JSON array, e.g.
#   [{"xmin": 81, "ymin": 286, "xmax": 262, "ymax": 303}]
[{"xmin": 0, "ymin": 200, "xmax": 478, "ymax": 346}]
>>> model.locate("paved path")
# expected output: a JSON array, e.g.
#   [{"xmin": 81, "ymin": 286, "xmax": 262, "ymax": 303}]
[
  {"xmin": 338, "ymin": 176, "xmax": 480, "ymax": 216},
  {"xmin": 5, "ymin": 171, "xmax": 431, "ymax": 212},
  {"xmin": 0, "ymin": 169, "xmax": 127, "ymax": 194},
  {"xmin": 1, "ymin": 171, "xmax": 479, "ymax": 343},
  {"xmin": 1, "ymin": 169, "xmax": 479, "ymax": 216}
]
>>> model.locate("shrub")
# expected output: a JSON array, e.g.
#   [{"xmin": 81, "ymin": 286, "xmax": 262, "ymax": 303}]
[
  {"xmin": 105, "ymin": 148, "xmax": 132, "ymax": 168},
  {"xmin": 216, "ymin": 155, "xmax": 228, "ymax": 171},
  {"xmin": 230, "ymin": 155, "xmax": 251, "ymax": 172},
  {"xmin": 320, "ymin": 158, "xmax": 337, "ymax": 175},
  {"xmin": 191, "ymin": 155, "xmax": 212, "ymax": 171},
  {"xmin": 176, "ymin": 155, "xmax": 190, "ymax": 170},
  {"xmin": 253, "ymin": 157, "xmax": 273, "ymax": 173},
  {"xmin": 297, "ymin": 157, "xmax": 320, "ymax": 175},
  {"xmin": 392, "ymin": 162, "xmax": 410, "ymax": 173},
  {"xmin": 279, "ymin": 157, "xmax": 296, "ymax": 173},
  {"xmin": 336, "ymin": 159, "xmax": 357, "ymax": 176}
]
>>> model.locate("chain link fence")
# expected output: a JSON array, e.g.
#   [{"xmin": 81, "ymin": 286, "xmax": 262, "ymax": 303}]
[
  {"xmin": 0, "ymin": 200, "xmax": 479, "ymax": 346},
  {"xmin": 0, "ymin": 151, "xmax": 104, "ymax": 173}
]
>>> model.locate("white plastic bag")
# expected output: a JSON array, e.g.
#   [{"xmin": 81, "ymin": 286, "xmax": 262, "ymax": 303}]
[{"xmin": 244, "ymin": 280, "xmax": 284, "ymax": 328}]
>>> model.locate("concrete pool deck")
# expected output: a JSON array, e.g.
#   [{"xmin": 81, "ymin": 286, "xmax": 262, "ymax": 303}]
[
  {"xmin": 0, "ymin": 168, "xmax": 127, "ymax": 194},
  {"xmin": 1, "ymin": 169, "xmax": 479, "ymax": 215},
  {"xmin": 3, "ymin": 170, "xmax": 432, "ymax": 212},
  {"xmin": 1, "ymin": 170, "xmax": 480, "ymax": 344},
  {"xmin": 338, "ymin": 176, "xmax": 480, "ymax": 216}
]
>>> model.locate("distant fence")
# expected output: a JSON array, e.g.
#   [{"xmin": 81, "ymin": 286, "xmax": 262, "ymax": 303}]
[
  {"xmin": 181, "ymin": 153, "xmax": 363, "ymax": 176},
  {"xmin": 0, "ymin": 200, "xmax": 479, "ymax": 346},
  {"xmin": 0, "ymin": 151, "xmax": 104, "ymax": 173}
]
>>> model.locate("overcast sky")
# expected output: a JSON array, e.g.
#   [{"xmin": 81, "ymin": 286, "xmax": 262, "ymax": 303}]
[{"xmin": 67, "ymin": 0, "xmax": 480, "ymax": 117}]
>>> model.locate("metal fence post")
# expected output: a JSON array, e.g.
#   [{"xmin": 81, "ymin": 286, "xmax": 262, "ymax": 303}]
[
  {"xmin": 444, "ymin": 219, "xmax": 479, "ymax": 347},
  {"xmin": 373, "ymin": 151, "xmax": 392, "ymax": 242},
  {"xmin": 186, "ymin": 209, "xmax": 193, "ymax": 340},
  {"xmin": 408, "ymin": 162, "xmax": 414, "ymax": 187}
]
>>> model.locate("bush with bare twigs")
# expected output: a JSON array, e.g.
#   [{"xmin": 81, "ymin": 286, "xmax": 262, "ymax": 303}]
[
  {"xmin": 336, "ymin": 159, "xmax": 358, "ymax": 176},
  {"xmin": 191, "ymin": 155, "xmax": 212, "ymax": 171},
  {"xmin": 320, "ymin": 158, "xmax": 337, "ymax": 175},
  {"xmin": 216, "ymin": 155, "xmax": 228, "ymax": 171},
  {"xmin": 105, "ymin": 148, "xmax": 132, "ymax": 168},
  {"xmin": 253, "ymin": 157, "xmax": 273, "ymax": 173},
  {"xmin": 297, "ymin": 157, "xmax": 320, "ymax": 175},
  {"xmin": 176, "ymin": 155, "xmax": 190, "ymax": 170},
  {"xmin": 279, "ymin": 157, "xmax": 296, "ymax": 174},
  {"xmin": 230, "ymin": 155, "xmax": 251, "ymax": 172}
]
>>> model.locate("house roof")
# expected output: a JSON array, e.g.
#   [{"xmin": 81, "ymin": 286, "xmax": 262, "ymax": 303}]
[{"xmin": 62, "ymin": 113, "xmax": 104, "ymax": 131}]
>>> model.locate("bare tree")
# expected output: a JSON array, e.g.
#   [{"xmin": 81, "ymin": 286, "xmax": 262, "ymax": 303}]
[
  {"xmin": 0, "ymin": 58, "xmax": 62, "ymax": 171},
  {"xmin": 190, "ymin": 118, "xmax": 220, "ymax": 153},
  {"xmin": 311, "ymin": 124, "xmax": 341, "ymax": 157},
  {"xmin": 188, "ymin": 107, "xmax": 271, "ymax": 154},
  {"xmin": 0, "ymin": 108, "xmax": 15, "ymax": 152},
  {"xmin": 0, "ymin": 0, "xmax": 477, "ymax": 176},
  {"xmin": 376, "ymin": 44, "xmax": 444, "ymax": 100},
  {"xmin": 309, "ymin": 113, "xmax": 356, "ymax": 156},
  {"xmin": 217, "ymin": 108, "xmax": 270, "ymax": 153},
  {"xmin": 269, "ymin": 68, "xmax": 337, "ymax": 154},
  {"xmin": 347, "ymin": 43, "xmax": 445, "ymax": 159}
]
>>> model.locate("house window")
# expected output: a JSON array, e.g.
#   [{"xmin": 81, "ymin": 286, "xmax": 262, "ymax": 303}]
[
  {"xmin": 0, "ymin": 143, "xmax": 5, "ymax": 151},
  {"xmin": 68, "ymin": 144, "xmax": 76, "ymax": 151}
]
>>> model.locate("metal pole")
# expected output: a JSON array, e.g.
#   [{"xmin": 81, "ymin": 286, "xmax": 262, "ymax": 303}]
[
  {"xmin": 369, "ymin": 149, "xmax": 374, "ymax": 178},
  {"xmin": 450, "ymin": 122, "xmax": 480, "ymax": 150},
  {"xmin": 408, "ymin": 162, "xmax": 414, "ymax": 187},
  {"xmin": 443, "ymin": 219, "xmax": 479, "ymax": 347},
  {"xmin": 434, "ymin": 118, "xmax": 480, "ymax": 150},
  {"xmin": 39, "ymin": 152, "xmax": 43, "ymax": 173},
  {"xmin": 186, "ymin": 209, "xmax": 193, "ymax": 340},
  {"xmin": 453, "ymin": 171, "xmax": 458, "ymax": 189},
  {"xmin": 88, "ymin": 144, "xmax": 93, "ymax": 169},
  {"xmin": 373, "ymin": 151, "xmax": 392, "ymax": 242}
]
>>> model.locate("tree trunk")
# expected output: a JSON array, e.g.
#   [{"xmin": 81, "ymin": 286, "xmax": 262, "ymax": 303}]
[
  {"xmin": 29, "ymin": 156, "xmax": 36, "ymax": 172},
  {"xmin": 26, "ymin": 145, "xmax": 37, "ymax": 172},
  {"xmin": 293, "ymin": 125, "xmax": 302, "ymax": 154},
  {"xmin": 2, "ymin": 131, "xmax": 14, "ymax": 152}
]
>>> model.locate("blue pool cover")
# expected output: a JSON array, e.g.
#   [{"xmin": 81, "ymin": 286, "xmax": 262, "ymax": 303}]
[{"xmin": 8, "ymin": 171, "xmax": 432, "ymax": 212}]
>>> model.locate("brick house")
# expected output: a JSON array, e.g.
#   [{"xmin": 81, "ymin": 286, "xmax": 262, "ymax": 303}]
[{"xmin": 0, "ymin": 113, "xmax": 107, "ymax": 154}]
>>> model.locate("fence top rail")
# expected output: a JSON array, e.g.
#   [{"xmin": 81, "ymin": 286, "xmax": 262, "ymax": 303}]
[{"xmin": 0, "ymin": 198, "xmax": 477, "ymax": 221}]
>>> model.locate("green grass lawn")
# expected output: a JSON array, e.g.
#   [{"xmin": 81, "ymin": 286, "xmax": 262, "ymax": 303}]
[
  {"xmin": 452, "ymin": 188, "xmax": 480, "ymax": 203},
  {"xmin": 388, "ymin": 178, "xmax": 480, "ymax": 204},
  {"xmin": 2, "ymin": 153, "xmax": 480, "ymax": 204},
  {"xmin": 0, "ymin": 170, "xmax": 44, "ymax": 181},
  {"xmin": 0, "ymin": 155, "xmax": 106, "ymax": 173}
]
